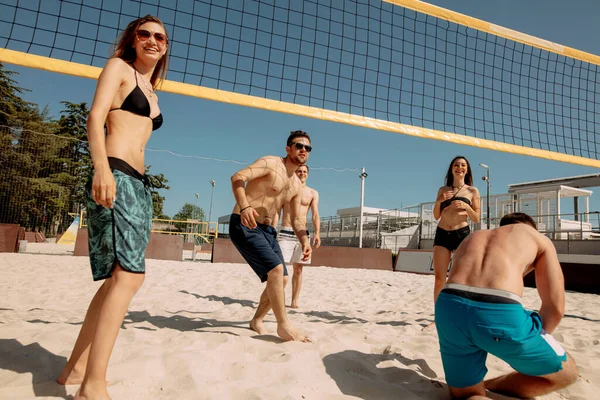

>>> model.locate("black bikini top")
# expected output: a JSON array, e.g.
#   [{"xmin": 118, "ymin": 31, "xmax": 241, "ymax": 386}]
[
  {"xmin": 440, "ymin": 196, "xmax": 472, "ymax": 212},
  {"xmin": 109, "ymin": 66, "xmax": 163, "ymax": 131}
]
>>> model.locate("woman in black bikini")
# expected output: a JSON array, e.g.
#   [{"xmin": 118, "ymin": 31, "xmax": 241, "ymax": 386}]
[
  {"xmin": 57, "ymin": 15, "xmax": 169, "ymax": 398},
  {"xmin": 432, "ymin": 156, "xmax": 481, "ymax": 305}
]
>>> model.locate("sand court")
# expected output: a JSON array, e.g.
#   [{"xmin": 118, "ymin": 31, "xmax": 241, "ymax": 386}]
[{"xmin": 1, "ymin": 253, "xmax": 598, "ymax": 399}]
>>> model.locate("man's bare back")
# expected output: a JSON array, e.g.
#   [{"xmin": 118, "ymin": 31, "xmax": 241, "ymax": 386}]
[
  {"xmin": 448, "ymin": 223, "xmax": 550, "ymax": 296},
  {"xmin": 448, "ymin": 220, "xmax": 565, "ymax": 334},
  {"xmin": 232, "ymin": 156, "xmax": 303, "ymax": 227}
]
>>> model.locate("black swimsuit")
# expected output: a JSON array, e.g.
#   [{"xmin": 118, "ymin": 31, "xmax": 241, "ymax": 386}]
[
  {"xmin": 109, "ymin": 66, "xmax": 163, "ymax": 131},
  {"xmin": 434, "ymin": 193, "xmax": 472, "ymax": 252},
  {"xmin": 440, "ymin": 196, "xmax": 472, "ymax": 212}
]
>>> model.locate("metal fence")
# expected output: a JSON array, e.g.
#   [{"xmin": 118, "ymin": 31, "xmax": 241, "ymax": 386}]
[
  {"xmin": 217, "ymin": 205, "xmax": 600, "ymax": 251},
  {"xmin": 306, "ymin": 207, "xmax": 600, "ymax": 251}
]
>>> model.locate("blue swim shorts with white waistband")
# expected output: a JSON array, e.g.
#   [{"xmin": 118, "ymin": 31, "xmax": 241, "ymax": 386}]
[{"xmin": 435, "ymin": 286, "xmax": 567, "ymax": 388}]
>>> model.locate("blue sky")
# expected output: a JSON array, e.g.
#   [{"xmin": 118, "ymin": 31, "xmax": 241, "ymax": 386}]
[{"xmin": 2, "ymin": 0, "xmax": 600, "ymax": 222}]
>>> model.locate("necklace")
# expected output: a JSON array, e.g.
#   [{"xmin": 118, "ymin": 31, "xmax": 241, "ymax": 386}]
[
  {"xmin": 137, "ymin": 71, "xmax": 155, "ymax": 97},
  {"xmin": 453, "ymin": 184, "xmax": 465, "ymax": 194}
]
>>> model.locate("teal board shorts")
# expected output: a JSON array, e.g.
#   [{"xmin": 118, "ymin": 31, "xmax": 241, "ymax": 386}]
[
  {"xmin": 86, "ymin": 157, "xmax": 153, "ymax": 281},
  {"xmin": 435, "ymin": 283, "xmax": 567, "ymax": 388}
]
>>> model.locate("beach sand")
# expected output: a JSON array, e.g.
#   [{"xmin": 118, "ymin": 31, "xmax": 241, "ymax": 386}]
[{"xmin": 0, "ymin": 253, "xmax": 598, "ymax": 399}]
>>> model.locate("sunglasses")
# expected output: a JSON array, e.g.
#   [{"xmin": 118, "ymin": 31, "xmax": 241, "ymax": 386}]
[
  {"xmin": 136, "ymin": 29, "xmax": 168, "ymax": 46},
  {"xmin": 291, "ymin": 142, "xmax": 312, "ymax": 152}
]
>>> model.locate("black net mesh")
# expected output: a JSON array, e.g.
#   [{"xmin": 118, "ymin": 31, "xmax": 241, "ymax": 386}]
[{"xmin": 1, "ymin": 0, "xmax": 599, "ymax": 159}]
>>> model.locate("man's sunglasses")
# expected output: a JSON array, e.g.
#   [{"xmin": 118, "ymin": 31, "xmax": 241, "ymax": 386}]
[
  {"xmin": 136, "ymin": 29, "xmax": 168, "ymax": 46},
  {"xmin": 291, "ymin": 142, "xmax": 312, "ymax": 152}
]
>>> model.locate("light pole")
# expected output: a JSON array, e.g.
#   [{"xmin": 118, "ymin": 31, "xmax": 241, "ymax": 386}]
[
  {"xmin": 208, "ymin": 180, "xmax": 216, "ymax": 224},
  {"xmin": 194, "ymin": 193, "xmax": 199, "ymax": 221},
  {"xmin": 480, "ymin": 164, "xmax": 490, "ymax": 229},
  {"xmin": 358, "ymin": 167, "xmax": 368, "ymax": 248}
]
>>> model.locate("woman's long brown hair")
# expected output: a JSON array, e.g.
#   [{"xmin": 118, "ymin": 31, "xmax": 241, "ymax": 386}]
[
  {"xmin": 111, "ymin": 15, "xmax": 169, "ymax": 88},
  {"xmin": 444, "ymin": 155, "xmax": 473, "ymax": 187}
]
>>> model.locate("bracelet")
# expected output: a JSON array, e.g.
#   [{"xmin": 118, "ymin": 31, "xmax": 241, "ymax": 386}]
[{"xmin": 240, "ymin": 206, "xmax": 252, "ymax": 213}]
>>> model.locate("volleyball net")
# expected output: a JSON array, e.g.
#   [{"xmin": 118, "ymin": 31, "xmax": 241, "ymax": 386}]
[{"xmin": 1, "ymin": 0, "xmax": 599, "ymax": 167}]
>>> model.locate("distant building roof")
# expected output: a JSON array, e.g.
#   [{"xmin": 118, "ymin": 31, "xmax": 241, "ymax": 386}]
[
  {"xmin": 337, "ymin": 206, "xmax": 388, "ymax": 216},
  {"xmin": 336, "ymin": 207, "xmax": 418, "ymax": 218},
  {"xmin": 508, "ymin": 173, "xmax": 600, "ymax": 192},
  {"xmin": 218, "ymin": 214, "xmax": 232, "ymax": 224}
]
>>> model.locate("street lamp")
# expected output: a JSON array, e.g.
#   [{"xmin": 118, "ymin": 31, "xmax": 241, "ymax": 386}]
[
  {"xmin": 208, "ymin": 180, "xmax": 216, "ymax": 224},
  {"xmin": 194, "ymin": 193, "xmax": 199, "ymax": 221},
  {"xmin": 480, "ymin": 164, "xmax": 490, "ymax": 229},
  {"xmin": 358, "ymin": 168, "xmax": 368, "ymax": 248}
]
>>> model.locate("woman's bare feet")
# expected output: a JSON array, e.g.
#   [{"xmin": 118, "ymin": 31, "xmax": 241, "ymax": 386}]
[
  {"xmin": 290, "ymin": 302, "xmax": 299, "ymax": 309},
  {"xmin": 277, "ymin": 323, "xmax": 311, "ymax": 342},
  {"xmin": 74, "ymin": 381, "xmax": 111, "ymax": 400},
  {"xmin": 57, "ymin": 363, "xmax": 85, "ymax": 385},
  {"xmin": 249, "ymin": 318, "xmax": 267, "ymax": 335}
]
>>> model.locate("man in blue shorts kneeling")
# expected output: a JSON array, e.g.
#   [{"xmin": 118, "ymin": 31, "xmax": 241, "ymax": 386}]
[{"xmin": 435, "ymin": 212, "xmax": 578, "ymax": 399}]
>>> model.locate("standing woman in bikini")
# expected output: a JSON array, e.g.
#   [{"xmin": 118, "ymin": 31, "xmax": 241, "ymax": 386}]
[
  {"xmin": 57, "ymin": 15, "xmax": 169, "ymax": 399},
  {"xmin": 432, "ymin": 156, "xmax": 480, "ymax": 305}
]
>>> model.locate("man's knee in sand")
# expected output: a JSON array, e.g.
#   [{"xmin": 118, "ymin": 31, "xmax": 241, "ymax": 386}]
[
  {"xmin": 448, "ymin": 383, "xmax": 486, "ymax": 399},
  {"xmin": 541, "ymin": 352, "xmax": 579, "ymax": 390},
  {"xmin": 449, "ymin": 354, "xmax": 578, "ymax": 399}
]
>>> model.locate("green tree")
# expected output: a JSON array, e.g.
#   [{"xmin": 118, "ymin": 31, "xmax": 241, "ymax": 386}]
[
  {"xmin": 173, "ymin": 202, "xmax": 205, "ymax": 231},
  {"xmin": 51, "ymin": 101, "xmax": 92, "ymax": 232},
  {"xmin": 144, "ymin": 165, "xmax": 170, "ymax": 218},
  {"xmin": 0, "ymin": 62, "xmax": 31, "ymax": 126},
  {"xmin": 0, "ymin": 62, "xmax": 58, "ymax": 232}
]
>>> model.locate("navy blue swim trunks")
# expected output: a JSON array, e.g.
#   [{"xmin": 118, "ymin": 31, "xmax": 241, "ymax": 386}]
[{"xmin": 229, "ymin": 213, "xmax": 288, "ymax": 282}]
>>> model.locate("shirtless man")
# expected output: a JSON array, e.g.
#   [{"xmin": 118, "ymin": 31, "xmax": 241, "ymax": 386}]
[
  {"xmin": 229, "ymin": 130, "xmax": 312, "ymax": 342},
  {"xmin": 277, "ymin": 164, "xmax": 321, "ymax": 308},
  {"xmin": 435, "ymin": 212, "xmax": 578, "ymax": 399}
]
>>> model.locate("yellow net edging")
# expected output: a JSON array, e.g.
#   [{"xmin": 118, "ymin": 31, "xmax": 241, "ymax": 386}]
[{"xmin": 2, "ymin": 17, "xmax": 599, "ymax": 170}]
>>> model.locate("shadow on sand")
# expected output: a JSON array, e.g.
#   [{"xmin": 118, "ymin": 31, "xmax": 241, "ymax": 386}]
[
  {"xmin": 323, "ymin": 349, "xmax": 446, "ymax": 400},
  {"xmin": 323, "ymin": 349, "xmax": 528, "ymax": 400},
  {"xmin": 123, "ymin": 310, "xmax": 248, "ymax": 336},
  {"xmin": 179, "ymin": 290, "xmax": 257, "ymax": 308},
  {"xmin": 0, "ymin": 339, "xmax": 71, "ymax": 399}
]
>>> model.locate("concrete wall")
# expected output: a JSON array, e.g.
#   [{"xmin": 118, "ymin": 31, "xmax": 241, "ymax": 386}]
[
  {"xmin": 146, "ymin": 234, "xmax": 184, "ymax": 261},
  {"xmin": 73, "ymin": 228, "xmax": 88, "ymax": 256},
  {"xmin": 311, "ymin": 246, "xmax": 392, "ymax": 270},
  {"xmin": 200, "ymin": 243, "xmax": 213, "ymax": 253},
  {"xmin": 0, "ymin": 224, "xmax": 19, "ymax": 253},
  {"xmin": 211, "ymin": 238, "xmax": 392, "ymax": 270},
  {"xmin": 212, "ymin": 238, "xmax": 245, "ymax": 264},
  {"xmin": 24, "ymin": 231, "xmax": 45, "ymax": 243}
]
